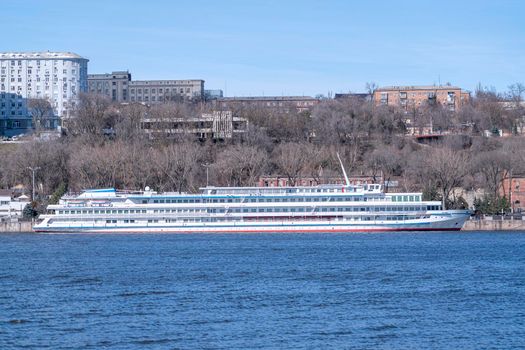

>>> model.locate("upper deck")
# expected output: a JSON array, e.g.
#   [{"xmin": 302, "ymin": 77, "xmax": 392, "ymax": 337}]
[
  {"xmin": 56, "ymin": 184, "xmax": 432, "ymax": 209},
  {"xmin": 201, "ymin": 184, "xmax": 383, "ymax": 195}
]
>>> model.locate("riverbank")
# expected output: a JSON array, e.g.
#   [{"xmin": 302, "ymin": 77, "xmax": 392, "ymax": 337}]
[
  {"xmin": 0, "ymin": 221, "xmax": 33, "ymax": 233},
  {"xmin": 2, "ymin": 220, "xmax": 525, "ymax": 233},
  {"xmin": 463, "ymin": 218, "xmax": 525, "ymax": 231}
]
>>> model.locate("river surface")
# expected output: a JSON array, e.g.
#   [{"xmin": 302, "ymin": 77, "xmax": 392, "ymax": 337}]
[{"xmin": 0, "ymin": 232, "xmax": 524, "ymax": 349}]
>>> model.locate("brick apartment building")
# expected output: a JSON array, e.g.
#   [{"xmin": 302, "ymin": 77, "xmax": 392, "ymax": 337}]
[
  {"xmin": 373, "ymin": 85, "xmax": 470, "ymax": 111},
  {"xmin": 501, "ymin": 174, "xmax": 525, "ymax": 212}
]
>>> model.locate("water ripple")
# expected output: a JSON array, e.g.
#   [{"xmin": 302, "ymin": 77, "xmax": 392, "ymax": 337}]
[{"xmin": 0, "ymin": 232, "xmax": 524, "ymax": 349}]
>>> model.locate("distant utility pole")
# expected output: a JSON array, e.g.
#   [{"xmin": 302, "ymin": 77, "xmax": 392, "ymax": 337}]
[{"xmin": 27, "ymin": 166, "xmax": 40, "ymax": 202}]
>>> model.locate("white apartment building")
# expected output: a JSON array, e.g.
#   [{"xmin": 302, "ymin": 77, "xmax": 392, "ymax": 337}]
[{"xmin": 0, "ymin": 52, "xmax": 88, "ymax": 118}]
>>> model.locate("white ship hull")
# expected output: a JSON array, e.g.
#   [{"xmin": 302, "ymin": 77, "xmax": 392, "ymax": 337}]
[{"xmin": 34, "ymin": 212, "xmax": 469, "ymax": 233}]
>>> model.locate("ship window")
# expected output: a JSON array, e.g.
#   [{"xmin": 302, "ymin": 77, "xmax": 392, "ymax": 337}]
[
  {"xmin": 409, "ymin": 196, "xmax": 414, "ymax": 202},
  {"xmin": 142, "ymin": 200, "xmax": 147, "ymax": 204},
  {"xmin": 154, "ymin": 200, "xmax": 158, "ymax": 203},
  {"xmin": 159, "ymin": 200, "xmax": 165, "ymax": 203}
]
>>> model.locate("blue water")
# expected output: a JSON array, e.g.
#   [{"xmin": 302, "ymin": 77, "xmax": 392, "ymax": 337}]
[{"xmin": 0, "ymin": 232, "xmax": 524, "ymax": 349}]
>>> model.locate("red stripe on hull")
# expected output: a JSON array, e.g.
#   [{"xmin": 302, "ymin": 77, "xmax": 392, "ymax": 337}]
[{"xmin": 34, "ymin": 227, "xmax": 462, "ymax": 234}]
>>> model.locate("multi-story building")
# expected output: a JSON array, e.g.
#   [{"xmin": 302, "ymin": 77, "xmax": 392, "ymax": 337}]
[
  {"xmin": 334, "ymin": 93, "xmax": 372, "ymax": 102},
  {"xmin": 214, "ymin": 96, "xmax": 320, "ymax": 113},
  {"xmin": 141, "ymin": 111, "xmax": 247, "ymax": 140},
  {"xmin": 87, "ymin": 71, "xmax": 204, "ymax": 103},
  {"xmin": 87, "ymin": 71, "xmax": 131, "ymax": 102},
  {"xmin": 0, "ymin": 52, "xmax": 88, "ymax": 118},
  {"xmin": 373, "ymin": 85, "xmax": 470, "ymax": 111},
  {"xmin": 501, "ymin": 174, "xmax": 525, "ymax": 212},
  {"xmin": 0, "ymin": 92, "xmax": 31, "ymax": 137},
  {"xmin": 204, "ymin": 89, "xmax": 224, "ymax": 100},
  {"xmin": 129, "ymin": 79, "xmax": 204, "ymax": 102}
]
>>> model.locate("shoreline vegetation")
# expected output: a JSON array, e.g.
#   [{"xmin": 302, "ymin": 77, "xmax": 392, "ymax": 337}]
[{"xmin": 1, "ymin": 86, "xmax": 524, "ymax": 221}]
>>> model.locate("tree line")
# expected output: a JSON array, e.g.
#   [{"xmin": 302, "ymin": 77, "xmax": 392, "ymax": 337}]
[{"xmin": 1, "ymin": 83, "xmax": 524, "ymax": 214}]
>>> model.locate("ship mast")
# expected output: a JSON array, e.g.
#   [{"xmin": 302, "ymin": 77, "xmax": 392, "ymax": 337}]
[{"xmin": 336, "ymin": 153, "xmax": 350, "ymax": 187}]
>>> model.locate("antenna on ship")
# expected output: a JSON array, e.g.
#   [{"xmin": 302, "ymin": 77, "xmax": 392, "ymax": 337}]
[{"xmin": 336, "ymin": 153, "xmax": 350, "ymax": 187}]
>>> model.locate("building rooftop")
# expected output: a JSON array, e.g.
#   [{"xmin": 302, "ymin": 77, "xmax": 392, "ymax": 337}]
[
  {"xmin": 0, "ymin": 51, "xmax": 88, "ymax": 60},
  {"xmin": 88, "ymin": 71, "xmax": 130, "ymax": 78},
  {"xmin": 219, "ymin": 96, "xmax": 318, "ymax": 101},
  {"xmin": 129, "ymin": 80, "xmax": 204, "ymax": 85},
  {"xmin": 0, "ymin": 189, "xmax": 13, "ymax": 198},
  {"xmin": 376, "ymin": 85, "xmax": 462, "ymax": 91}
]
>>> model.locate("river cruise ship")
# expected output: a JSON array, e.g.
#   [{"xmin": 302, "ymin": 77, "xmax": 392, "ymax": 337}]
[{"xmin": 33, "ymin": 184, "xmax": 470, "ymax": 233}]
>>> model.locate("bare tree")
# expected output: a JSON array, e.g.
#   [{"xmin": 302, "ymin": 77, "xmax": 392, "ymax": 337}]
[
  {"xmin": 213, "ymin": 145, "xmax": 269, "ymax": 186},
  {"xmin": 68, "ymin": 93, "xmax": 112, "ymax": 138},
  {"xmin": 507, "ymin": 83, "xmax": 525, "ymax": 108},
  {"xmin": 272, "ymin": 142, "xmax": 311, "ymax": 186},
  {"xmin": 365, "ymin": 82, "xmax": 378, "ymax": 97},
  {"xmin": 28, "ymin": 98, "xmax": 54, "ymax": 132},
  {"xmin": 422, "ymin": 147, "xmax": 470, "ymax": 209},
  {"xmin": 153, "ymin": 142, "xmax": 204, "ymax": 193},
  {"xmin": 366, "ymin": 145, "xmax": 404, "ymax": 191}
]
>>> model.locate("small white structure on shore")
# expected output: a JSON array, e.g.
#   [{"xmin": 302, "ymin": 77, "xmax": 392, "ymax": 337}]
[{"xmin": 0, "ymin": 190, "xmax": 30, "ymax": 221}]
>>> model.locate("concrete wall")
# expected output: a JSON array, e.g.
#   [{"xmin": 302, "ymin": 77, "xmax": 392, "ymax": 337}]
[
  {"xmin": 1, "ymin": 219, "xmax": 524, "ymax": 233},
  {"xmin": 0, "ymin": 221, "xmax": 33, "ymax": 232},
  {"xmin": 463, "ymin": 219, "xmax": 525, "ymax": 231}
]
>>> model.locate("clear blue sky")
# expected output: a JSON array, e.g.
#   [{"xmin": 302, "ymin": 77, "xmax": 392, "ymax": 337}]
[{"xmin": 3, "ymin": 0, "xmax": 524, "ymax": 96}]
